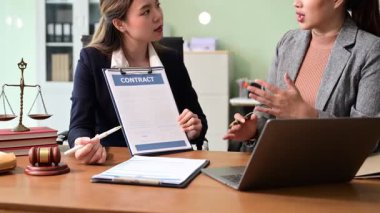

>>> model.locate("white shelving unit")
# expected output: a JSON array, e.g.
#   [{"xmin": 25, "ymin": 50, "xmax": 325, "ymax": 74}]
[
  {"xmin": 36, "ymin": 0, "xmax": 99, "ymax": 132},
  {"xmin": 184, "ymin": 51, "xmax": 230, "ymax": 151}
]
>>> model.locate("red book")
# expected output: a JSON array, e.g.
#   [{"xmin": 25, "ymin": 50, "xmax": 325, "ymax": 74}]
[
  {"xmin": 0, "ymin": 127, "xmax": 57, "ymax": 141},
  {"xmin": 0, "ymin": 136, "xmax": 57, "ymax": 149},
  {"xmin": 0, "ymin": 144, "xmax": 58, "ymax": 156}
]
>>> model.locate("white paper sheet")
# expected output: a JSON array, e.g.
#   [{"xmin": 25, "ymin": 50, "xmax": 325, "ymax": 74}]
[
  {"xmin": 355, "ymin": 153, "xmax": 380, "ymax": 179},
  {"xmin": 103, "ymin": 68, "xmax": 192, "ymax": 155},
  {"xmin": 92, "ymin": 156, "xmax": 209, "ymax": 186}
]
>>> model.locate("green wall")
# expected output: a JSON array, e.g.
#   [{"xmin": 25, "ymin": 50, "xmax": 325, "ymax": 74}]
[
  {"xmin": 0, "ymin": 0, "xmax": 297, "ymax": 128},
  {"xmin": 161, "ymin": 0, "xmax": 297, "ymax": 96},
  {"xmin": 0, "ymin": 0, "xmax": 37, "ymax": 129}
]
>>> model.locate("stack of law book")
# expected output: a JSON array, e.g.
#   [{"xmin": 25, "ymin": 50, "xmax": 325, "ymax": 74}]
[{"xmin": 0, "ymin": 127, "xmax": 58, "ymax": 156}]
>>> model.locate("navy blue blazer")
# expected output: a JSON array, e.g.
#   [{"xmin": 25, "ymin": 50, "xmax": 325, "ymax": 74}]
[{"xmin": 68, "ymin": 44, "xmax": 208, "ymax": 149}]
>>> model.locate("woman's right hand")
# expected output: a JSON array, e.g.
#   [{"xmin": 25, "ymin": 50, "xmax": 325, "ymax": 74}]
[
  {"xmin": 223, "ymin": 113, "xmax": 258, "ymax": 142},
  {"xmin": 73, "ymin": 136, "xmax": 107, "ymax": 164}
]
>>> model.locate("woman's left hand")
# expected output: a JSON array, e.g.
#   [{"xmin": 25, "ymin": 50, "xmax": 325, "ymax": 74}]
[
  {"xmin": 178, "ymin": 109, "xmax": 202, "ymax": 140},
  {"xmin": 248, "ymin": 73, "xmax": 318, "ymax": 119}
]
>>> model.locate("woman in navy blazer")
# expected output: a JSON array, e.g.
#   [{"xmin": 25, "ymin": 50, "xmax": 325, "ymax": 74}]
[
  {"xmin": 68, "ymin": 0, "xmax": 207, "ymax": 164},
  {"xmin": 224, "ymin": 0, "xmax": 380, "ymax": 149}
]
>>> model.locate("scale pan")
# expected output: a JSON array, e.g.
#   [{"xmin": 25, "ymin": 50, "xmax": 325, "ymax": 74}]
[
  {"xmin": 28, "ymin": 114, "xmax": 52, "ymax": 120},
  {"xmin": 0, "ymin": 114, "xmax": 17, "ymax": 121}
]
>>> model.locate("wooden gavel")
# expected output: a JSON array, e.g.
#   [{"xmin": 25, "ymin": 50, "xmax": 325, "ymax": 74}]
[{"xmin": 29, "ymin": 146, "xmax": 61, "ymax": 166}]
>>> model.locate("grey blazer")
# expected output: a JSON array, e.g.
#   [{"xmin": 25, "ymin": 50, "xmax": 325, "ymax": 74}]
[
  {"xmin": 241, "ymin": 17, "xmax": 380, "ymax": 152},
  {"xmin": 268, "ymin": 17, "xmax": 380, "ymax": 118}
]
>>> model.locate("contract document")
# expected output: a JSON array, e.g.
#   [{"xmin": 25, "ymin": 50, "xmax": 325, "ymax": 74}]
[
  {"xmin": 91, "ymin": 155, "xmax": 209, "ymax": 188},
  {"xmin": 103, "ymin": 67, "xmax": 192, "ymax": 155}
]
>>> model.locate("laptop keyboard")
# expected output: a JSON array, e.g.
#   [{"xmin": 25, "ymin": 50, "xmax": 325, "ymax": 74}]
[{"xmin": 222, "ymin": 174, "xmax": 243, "ymax": 184}]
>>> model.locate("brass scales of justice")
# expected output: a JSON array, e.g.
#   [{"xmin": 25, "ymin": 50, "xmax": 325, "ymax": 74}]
[{"xmin": 0, "ymin": 58, "xmax": 52, "ymax": 132}]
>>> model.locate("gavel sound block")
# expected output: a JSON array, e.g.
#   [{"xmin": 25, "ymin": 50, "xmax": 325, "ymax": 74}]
[{"xmin": 25, "ymin": 146, "xmax": 70, "ymax": 176}]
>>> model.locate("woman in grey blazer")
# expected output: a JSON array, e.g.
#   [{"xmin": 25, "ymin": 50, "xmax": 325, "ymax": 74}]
[{"xmin": 224, "ymin": 0, "xmax": 380, "ymax": 145}]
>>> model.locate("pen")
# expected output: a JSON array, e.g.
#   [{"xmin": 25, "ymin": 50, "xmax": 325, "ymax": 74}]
[
  {"xmin": 228, "ymin": 112, "xmax": 254, "ymax": 128},
  {"xmin": 64, "ymin": 125, "xmax": 122, "ymax": 156}
]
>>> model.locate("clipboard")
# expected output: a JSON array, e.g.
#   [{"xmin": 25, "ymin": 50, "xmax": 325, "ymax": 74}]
[
  {"xmin": 103, "ymin": 67, "xmax": 193, "ymax": 155},
  {"xmin": 91, "ymin": 155, "xmax": 210, "ymax": 188}
]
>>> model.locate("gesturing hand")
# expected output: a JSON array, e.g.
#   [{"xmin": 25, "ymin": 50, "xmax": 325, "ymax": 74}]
[
  {"xmin": 248, "ymin": 73, "xmax": 317, "ymax": 118},
  {"xmin": 223, "ymin": 112, "xmax": 258, "ymax": 141},
  {"xmin": 178, "ymin": 109, "xmax": 202, "ymax": 140}
]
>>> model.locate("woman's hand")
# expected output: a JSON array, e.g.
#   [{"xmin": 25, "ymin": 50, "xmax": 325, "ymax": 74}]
[
  {"xmin": 223, "ymin": 113, "xmax": 258, "ymax": 141},
  {"xmin": 248, "ymin": 73, "xmax": 318, "ymax": 119},
  {"xmin": 73, "ymin": 136, "xmax": 107, "ymax": 164},
  {"xmin": 178, "ymin": 109, "xmax": 202, "ymax": 140}
]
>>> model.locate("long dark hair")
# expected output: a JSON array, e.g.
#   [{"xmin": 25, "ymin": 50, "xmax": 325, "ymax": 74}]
[
  {"xmin": 88, "ymin": 0, "xmax": 134, "ymax": 55},
  {"xmin": 346, "ymin": 0, "xmax": 380, "ymax": 37}
]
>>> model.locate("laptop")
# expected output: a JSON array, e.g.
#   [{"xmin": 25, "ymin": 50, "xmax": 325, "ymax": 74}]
[{"xmin": 202, "ymin": 118, "xmax": 380, "ymax": 190}]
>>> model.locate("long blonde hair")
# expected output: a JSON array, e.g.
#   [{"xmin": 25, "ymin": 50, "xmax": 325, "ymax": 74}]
[{"xmin": 88, "ymin": 0, "xmax": 134, "ymax": 55}]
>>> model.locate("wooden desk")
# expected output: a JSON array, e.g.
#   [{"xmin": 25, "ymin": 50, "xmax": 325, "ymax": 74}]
[{"xmin": 1, "ymin": 148, "xmax": 380, "ymax": 213}]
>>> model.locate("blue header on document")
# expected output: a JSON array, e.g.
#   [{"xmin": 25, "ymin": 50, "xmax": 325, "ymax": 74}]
[
  {"xmin": 135, "ymin": 140, "xmax": 187, "ymax": 151},
  {"xmin": 112, "ymin": 73, "xmax": 164, "ymax": 86}
]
